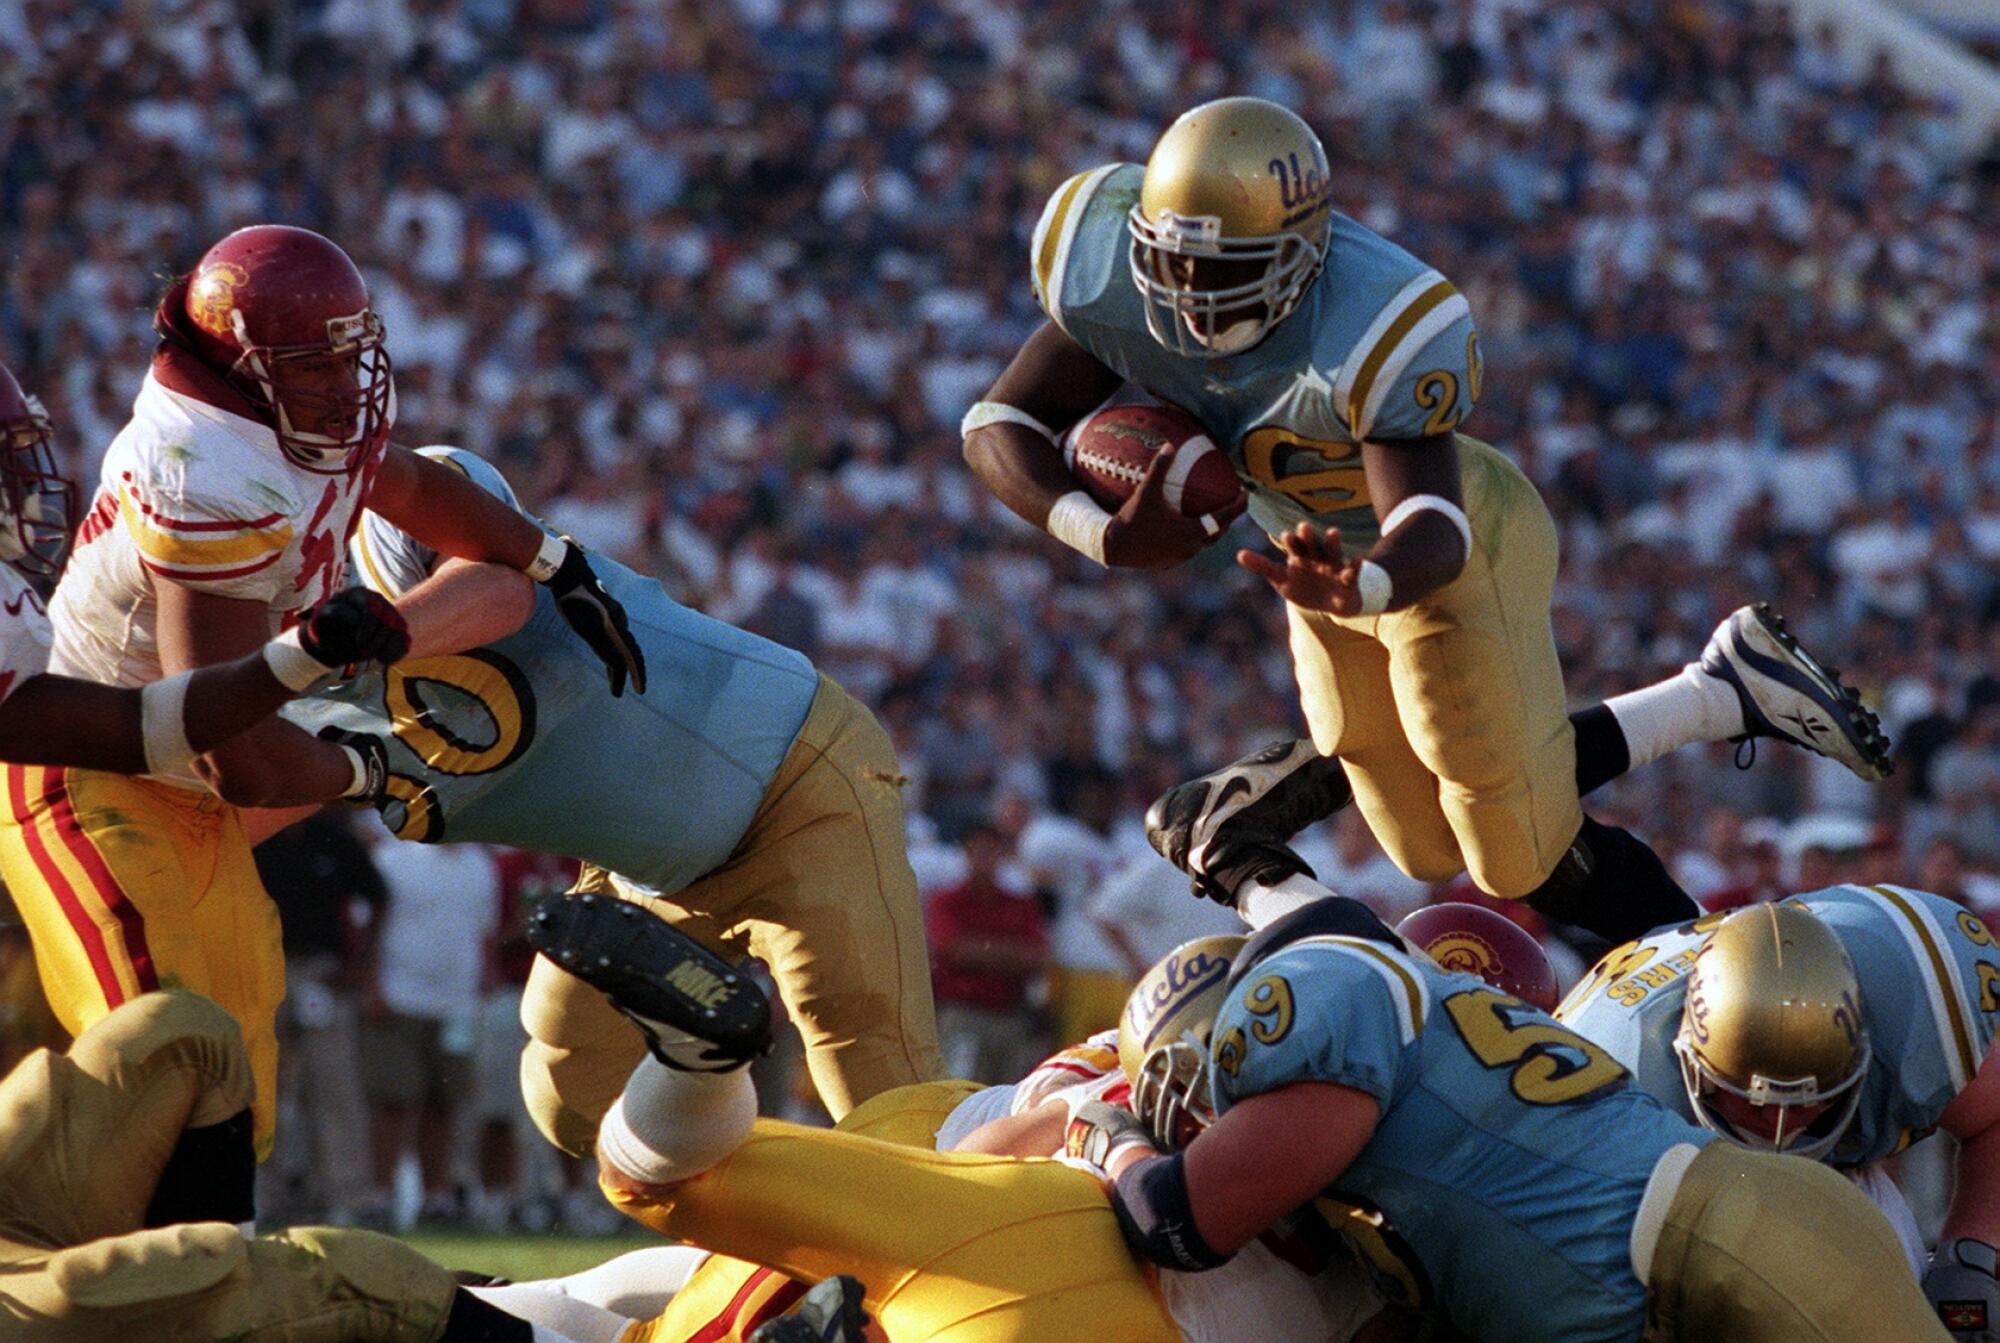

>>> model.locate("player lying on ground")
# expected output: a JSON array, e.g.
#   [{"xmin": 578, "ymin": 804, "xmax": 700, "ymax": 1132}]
[
  {"xmin": 963, "ymin": 95, "xmax": 1887, "ymax": 945},
  {"xmin": 1558, "ymin": 894, "xmax": 2000, "ymax": 1334},
  {"xmin": 0, "ymin": 989, "xmax": 862, "ymax": 1343},
  {"xmin": 3, "ymin": 225, "xmax": 645, "ymax": 1155},
  {"xmin": 0, "ymin": 361, "xmax": 412, "ymax": 774},
  {"xmin": 527, "ymin": 893, "xmax": 1397, "ymax": 1343},
  {"xmin": 271, "ymin": 443, "xmax": 939, "ymax": 1137}
]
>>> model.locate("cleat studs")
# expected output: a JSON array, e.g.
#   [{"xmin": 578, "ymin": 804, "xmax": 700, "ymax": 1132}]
[
  {"xmin": 704, "ymin": 1008, "xmax": 717, "ymax": 1019},
  {"xmin": 597, "ymin": 956, "xmax": 611, "ymax": 969},
  {"xmin": 724, "ymin": 974, "xmax": 738, "ymax": 986},
  {"xmin": 581, "ymin": 894, "xmax": 595, "ymax": 906}
]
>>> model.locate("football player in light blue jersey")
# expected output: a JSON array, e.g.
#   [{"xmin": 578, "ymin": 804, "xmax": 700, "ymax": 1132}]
[
  {"xmin": 1558, "ymin": 890, "xmax": 2000, "ymax": 1332},
  {"xmin": 1061, "ymin": 894, "xmax": 1948, "ymax": 1343},
  {"xmin": 280, "ymin": 445, "xmax": 942, "ymax": 1146},
  {"xmin": 963, "ymin": 96, "xmax": 1888, "ymax": 946}
]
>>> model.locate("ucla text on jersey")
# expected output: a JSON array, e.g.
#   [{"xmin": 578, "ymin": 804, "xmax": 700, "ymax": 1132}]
[
  {"xmin": 1209, "ymin": 921, "xmax": 1709, "ymax": 1343},
  {"xmin": 282, "ymin": 447, "xmax": 819, "ymax": 896},
  {"xmin": 1558, "ymin": 884, "xmax": 2000, "ymax": 1164},
  {"xmin": 1034, "ymin": 163, "xmax": 1484, "ymax": 555}
]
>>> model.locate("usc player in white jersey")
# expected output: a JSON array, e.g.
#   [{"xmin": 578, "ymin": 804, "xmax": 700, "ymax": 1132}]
[{"xmin": 2, "ymin": 224, "xmax": 646, "ymax": 1155}]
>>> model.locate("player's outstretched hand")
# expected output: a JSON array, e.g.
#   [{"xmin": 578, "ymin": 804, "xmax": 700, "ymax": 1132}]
[
  {"xmin": 1239, "ymin": 523, "xmax": 1365, "ymax": 615},
  {"xmin": 543, "ymin": 539, "xmax": 648, "ymax": 696},
  {"xmin": 1103, "ymin": 451, "xmax": 1246, "ymax": 570},
  {"xmin": 296, "ymin": 587, "xmax": 411, "ymax": 670}
]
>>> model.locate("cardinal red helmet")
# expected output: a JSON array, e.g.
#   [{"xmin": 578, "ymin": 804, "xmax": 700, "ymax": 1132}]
[
  {"xmin": 1397, "ymin": 902, "xmax": 1561, "ymax": 1014},
  {"xmin": 180, "ymin": 225, "xmax": 394, "ymax": 473},
  {"xmin": 0, "ymin": 362, "xmax": 75, "ymax": 584}
]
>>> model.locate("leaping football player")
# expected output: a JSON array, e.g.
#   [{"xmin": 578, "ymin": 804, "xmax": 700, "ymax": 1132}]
[
  {"xmin": 1558, "ymin": 895, "xmax": 2000, "ymax": 1334},
  {"xmin": 962, "ymin": 96, "xmax": 1889, "ymax": 945},
  {"xmin": 0, "ymin": 225, "xmax": 646, "ymax": 1155}
]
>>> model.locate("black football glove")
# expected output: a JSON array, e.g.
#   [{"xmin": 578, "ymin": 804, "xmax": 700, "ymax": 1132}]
[
  {"xmin": 542, "ymin": 539, "xmax": 647, "ymax": 697},
  {"xmin": 296, "ymin": 587, "xmax": 411, "ymax": 671},
  {"xmin": 317, "ymin": 726, "xmax": 390, "ymax": 808},
  {"xmin": 1929, "ymin": 1238, "xmax": 2000, "ymax": 1341}
]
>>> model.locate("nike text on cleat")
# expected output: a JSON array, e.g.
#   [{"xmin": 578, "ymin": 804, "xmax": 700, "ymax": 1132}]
[
  {"xmin": 1144, "ymin": 739, "xmax": 1351, "ymax": 907},
  {"xmin": 527, "ymin": 893, "xmax": 772, "ymax": 1070},
  {"xmin": 1697, "ymin": 603, "xmax": 1893, "ymax": 782},
  {"xmin": 746, "ymin": 1275, "xmax": 870, "ymax": 1343}
]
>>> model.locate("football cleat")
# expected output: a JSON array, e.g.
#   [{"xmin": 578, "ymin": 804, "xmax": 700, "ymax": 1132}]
[
  {"xmin": 1697, "ymin": 604, "xmax": 1892, "ymax": 782},
  {"xmin": 1144, "ymin": 739, "xmax": 1351, "ymax": 907},
  {"xmin": 527, "ymin": 893, "xmax": 771, "ymax": 1071},
  {"xmin": 746, "ymin": 1275, "xmax": 869, "ymax": 1343}
]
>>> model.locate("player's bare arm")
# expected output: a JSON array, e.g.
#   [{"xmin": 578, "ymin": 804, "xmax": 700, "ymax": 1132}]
[
  {"xmin": 370, "ymin": 442, "xmax": 647, "ymax": 694},
  {"xmin": 0, "ymin": 588, "xmax": 405, "ymax": 776},
  {"xmin": 393, "ymin": 555, "xmax": 536, "ymax": 661},
  {"xmin": 1178, "ymin": 1081, "xmax": 1379, "ymax": 1255},
  {"xmin": 158, "ymin": 582, "xmax": 373, "ymax": 807},
  {"xmin": 965, "ymin": 321, "xmax": 1243, "ymax": 569},
  {"xmin": 1239, "ymin": 432, "xmax": 1467, "ymax": 615},
  {"xmin": 1938, "ymin": 1036, "xmax": 2000, "ymax": 1246}
]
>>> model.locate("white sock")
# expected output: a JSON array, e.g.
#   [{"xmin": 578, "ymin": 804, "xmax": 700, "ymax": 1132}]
[
  {"xmin": 1605, "ymin": 663, "xmax": 1746, "ymax": 771},
  {"xmin": 518, "ymin": 1246, "xmax": 712, "ymax": 1319},
  {"xmin": 465, "ymin": 1286, "xmax": 631, "ymax": 1343},
  {"xmin": 1240, "ymin": 871, "xmax": 1338, "ymax": 930},
  {"xmin": 596, "ymin": 1056, "xmax": 757, "ymax": 1186}
]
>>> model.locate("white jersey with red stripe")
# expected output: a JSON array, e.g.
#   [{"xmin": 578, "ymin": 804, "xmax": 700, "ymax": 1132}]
[
  {"xmin": 0, "ymin": 565, "xmax": 51, "ymax": 707},
  {"xmin": 49, "ymin": 370, "xmax": 376, "ymax": 696}
]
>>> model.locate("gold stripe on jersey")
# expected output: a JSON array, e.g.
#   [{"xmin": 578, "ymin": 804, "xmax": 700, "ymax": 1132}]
[
  {"xmin": 1287, "ymin": 934, "xmax": 1428, "ymax": 1043},
  {"xmin": 117, "ymin": 488, "xmax": 295, "ymax": 570},
  {"xmin": 351, "ymin": 519, "xmax": 397, "ymax": 597},
  {"xmin": 1867, "ymin": 884, "xmax": 1979, "ymax": 1089},
  {"xmin": 1335, "ymin": 273, "xmax": 1461, "ymax": 441},
  {"xmin": 1032, "ymin": 164, "xmax": 1120, "ymax": 332}
]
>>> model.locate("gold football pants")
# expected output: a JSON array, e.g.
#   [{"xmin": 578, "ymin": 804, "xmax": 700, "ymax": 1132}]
[
  {"xmin": 1645, "ymin": 1143, "xmax": 1949, "ymax": 1342},
  {"xmin": 522, "ymin": 675, "xmax": 942, "ymax": 1151},
  {"xmin": 0, "ymin": 765, "xmax": 284, "ymax": 1155},
  {"xmin": 0, "ymin": 991, "xmax": 458, "ymax": 1342},
  {"xmin": 608, "ymin": 1081, "xmax": 1178, "ymax": 1343},
  {"xmin": 1288, "ymin": 435, "xmax": 1581, "ymax": 899}
]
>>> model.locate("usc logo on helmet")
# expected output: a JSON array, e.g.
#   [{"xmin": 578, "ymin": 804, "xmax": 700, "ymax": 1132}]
[
  {"xmin": 187, "ymin": 261, "xmax": 249, "ymax": 340},
  {"xmin": 1424, "ymin": 930, "xmax": 1504, "ymax": 981}
]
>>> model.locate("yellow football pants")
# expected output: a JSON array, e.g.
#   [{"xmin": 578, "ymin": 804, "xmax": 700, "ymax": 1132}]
[
  {"xmin": 1289, "ymin": 435, "xmax": 1582, "ymax": 899},
  {"xmin": 523, "ymin": 675, "xmax": 942, "ymax": 1151},
  {"xmin": 608, "ymin": 1085, "xmax": 1177, "ymax": 1343},
  {"xmin": 0, "ymin": 765, "xmax": 284, "ymax": 1156},
  {"xmin": 0, "ymin": 991, "xmax": 459, "ymax": 1342},
  {"xmin": 1647, "ymin": 1143, "xmax": 1949, "ymax": 1342},
  {"xmin": 631, "ymin": 1081, "xmax": 982, "ymax": 1343}
]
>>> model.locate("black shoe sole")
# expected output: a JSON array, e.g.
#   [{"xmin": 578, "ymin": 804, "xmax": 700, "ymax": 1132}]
[{"xmin": 527, "ymin": 893, "xmax": 772, "ymax": 1064}]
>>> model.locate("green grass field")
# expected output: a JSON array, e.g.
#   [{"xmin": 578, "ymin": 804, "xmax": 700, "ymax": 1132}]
[{"xmin": 399, "ymin": 1229, "xmax": 641, "ymax": 1282}]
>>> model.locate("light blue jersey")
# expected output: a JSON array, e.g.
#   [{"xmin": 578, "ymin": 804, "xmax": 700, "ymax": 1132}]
[
  {"xmin": 1209, "ymin": 926, "xmax": 1710, "ymax": 1343},
  {"xmin": 1558, "ymin": 884, "xmax": 2000, "ymax": 1166},
  {"xmin": 282, "ymin": 447, "xmax": 818, "ymax": 895},
  {"xmin": 1033, "ymin": 163, "xmax": 1492, "ymax": 556}
]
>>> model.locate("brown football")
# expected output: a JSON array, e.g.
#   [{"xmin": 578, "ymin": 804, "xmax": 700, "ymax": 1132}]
[{"xmin": 1065, "ymin": 404, "xmax": 1244, "ymax": 517}]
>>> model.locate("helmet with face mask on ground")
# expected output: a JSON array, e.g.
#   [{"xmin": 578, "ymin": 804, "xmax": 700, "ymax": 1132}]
[
  {"xmin": 1674, "ymin": 902, "xmax": 1869, "ymax": 1161},
  {"xmin": 1118, "ymin": 933, "xmax": 1247, "ymax": 1148}
]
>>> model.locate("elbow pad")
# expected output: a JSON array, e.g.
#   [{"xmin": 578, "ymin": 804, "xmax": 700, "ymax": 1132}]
[{"xmin": 1109, "ymin": 1152, "xmax": 1232, "ymax": 1272}]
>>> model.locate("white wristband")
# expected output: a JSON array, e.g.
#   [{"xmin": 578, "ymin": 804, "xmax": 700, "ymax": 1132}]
[
  {"xmin": 139, "ymin": 674, "xmax": 196, "ymax": 776},
  {"xmin": 1046, "ymin": 490, "xmax": 1113, "ymax": 566},
  {"xmin": 961, "ymin": 400, "xmax": 1058, "ymax": 444},
  {"xmin": 262, "ymin": 626, "xmax": 332, "ymax": 693},
  {"xmin": 1380, "ymin": 493, "xmax": 1473, "ymax": 558},
  {"xmin": 1355, "ymin": 559, "xmax": 1393, "ymax": 615},
  {"xmin": 526, "ymin": 531, "xmax": 568, "ymax": 584}
]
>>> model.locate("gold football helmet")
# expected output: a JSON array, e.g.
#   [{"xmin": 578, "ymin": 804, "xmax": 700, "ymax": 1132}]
[
  {"xmin": 1673, "ymin": 903, "xmax": 1869, "ymax": 1161},
  {"xmin": 1128, "ymin": 96, "xmax": 1335, "ymax": 358},
  {"xmin": 1119, "ymin": 934, "xmax": 1246, "ymax": 1148}
]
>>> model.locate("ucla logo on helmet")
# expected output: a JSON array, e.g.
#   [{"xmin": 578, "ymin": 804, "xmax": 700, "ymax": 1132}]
[
  {"xmin": 188, "ymin": 260, "xmax": 249, "ymax": 339},
  {"xmin": 1269, "ymin": 152, "xmax": 1331, "ymax": 228},
  {"xmin": 1124, "ymin": 947, "xmax": 1232, "ymax": 1047}
]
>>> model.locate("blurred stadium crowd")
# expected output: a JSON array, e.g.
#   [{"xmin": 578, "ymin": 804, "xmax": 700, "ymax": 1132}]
[{"xmin": 3, "ymin": 0, "xmax": 2000, "ymax": 1227}]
